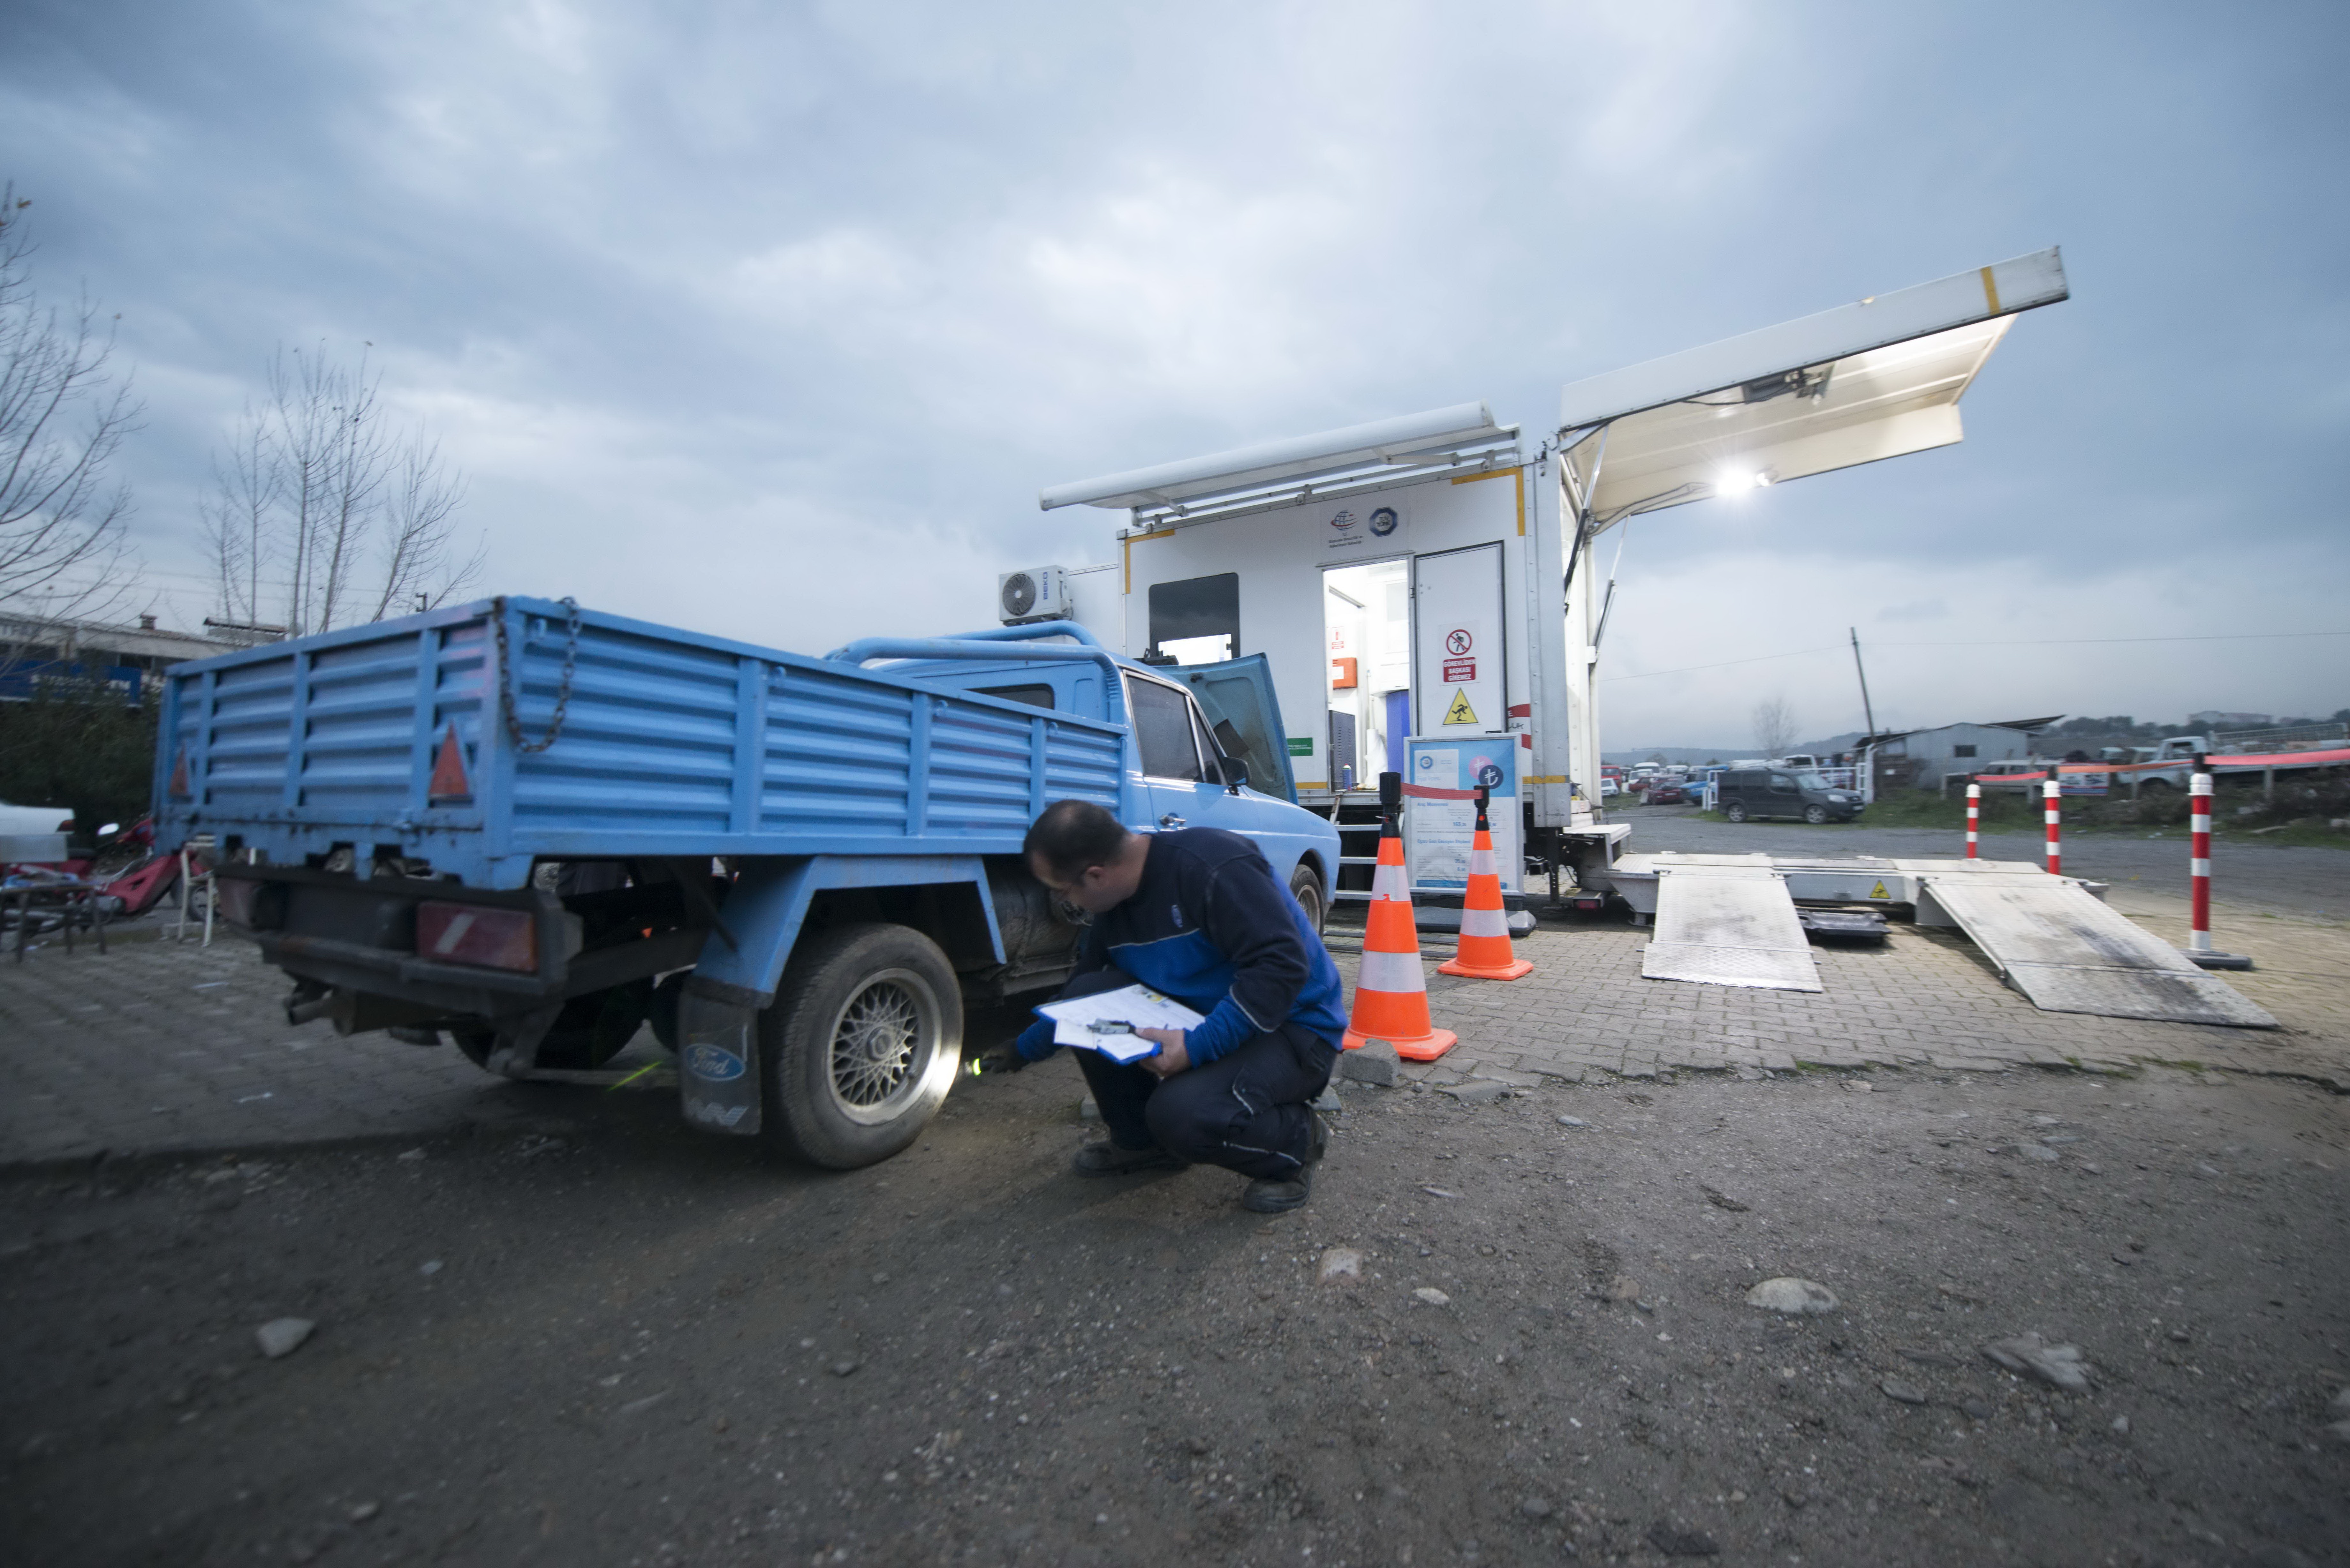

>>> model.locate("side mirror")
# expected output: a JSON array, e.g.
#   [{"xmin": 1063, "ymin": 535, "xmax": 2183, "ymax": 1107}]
[{"xmin": 1217, "ymin": 755, "xmax": 1249, "ymax": 795}]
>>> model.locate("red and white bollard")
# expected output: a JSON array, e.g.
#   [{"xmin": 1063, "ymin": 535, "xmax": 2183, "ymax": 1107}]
[
  {"xmin": 1965, "ymin": 782, "xmax": 1980, "ymax": 859},
  {"xmin": 2042, "ymin": 776, "xmax": 2061, "ymax": 876},
  {"xmin": 2183, "ymin": 769, "xmax": 2252, "ymax": 969}
]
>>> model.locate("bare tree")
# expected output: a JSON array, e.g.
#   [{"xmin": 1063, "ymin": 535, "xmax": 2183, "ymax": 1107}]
[
  {"xmin": 203, "ymin": 343, "xmax": 481, "ymax": 636},
  {"xmin": 1752, "ymin": 696, "xmax": 1797, "ymax": 759},
  {"xmin": 0, "ymin": 187, "xmax": 141, "ymax": 626}
]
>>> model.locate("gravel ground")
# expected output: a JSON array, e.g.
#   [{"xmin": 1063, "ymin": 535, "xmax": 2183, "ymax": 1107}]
[{"xmin": 5, "ymin": 1041, "xmax": 2346, "ymax": 1567}]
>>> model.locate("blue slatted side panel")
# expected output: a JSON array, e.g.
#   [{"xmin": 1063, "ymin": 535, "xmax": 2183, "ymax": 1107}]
[
  {"xmin": 508, "ymin": 615, "xmax": 741, "ymax": 832},
  {"xmin": 1041, "ymin": 722, "xmax": 1125, "ymax": 808},
  {"xmin": 926, "ymin": 701, "xmax": 1058, "ymax": 834},
  {"xmin": 299, "ymin": 627, "xmax": 429, "ymax": 817},
  {"xmin": 431, "ymin": 620, "xmax": 491, "ymax": 790},
  {"xmin": 760, "ymin": 663, "xmax": 916, "ymax": 835},
  {"xmin": 203, "ymin": 654, "xmax": 299, "ymax": 812}
]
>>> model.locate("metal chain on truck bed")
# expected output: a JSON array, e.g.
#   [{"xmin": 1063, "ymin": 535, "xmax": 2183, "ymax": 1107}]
[{"xmin": 494, "ymin": 596, "xmax": 582, "ymax": 754}]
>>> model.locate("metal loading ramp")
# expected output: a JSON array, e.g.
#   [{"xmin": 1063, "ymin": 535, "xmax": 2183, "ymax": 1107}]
[
  {"xmin": 1641, "ymin": 864, "xmax": 1823, "ymax": 993},
  {"xmin": 1918, "ymin": 875, "xmax": 2277, "ymax": 1029}
]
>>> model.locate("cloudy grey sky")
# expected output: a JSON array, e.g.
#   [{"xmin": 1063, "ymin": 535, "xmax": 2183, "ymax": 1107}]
[{"xmin": 4, "ymin": 0, "xmax": 2344, "ymax": 747}]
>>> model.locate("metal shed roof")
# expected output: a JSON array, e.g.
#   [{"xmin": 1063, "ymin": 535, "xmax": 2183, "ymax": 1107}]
[{"xmin": 1560, "ymin": 249, "xmax": 2068, "ymax": 529}]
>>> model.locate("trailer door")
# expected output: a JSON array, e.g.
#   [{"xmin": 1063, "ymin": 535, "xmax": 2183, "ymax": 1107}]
[{"xmin": 1412, "ymin": 542, "xmax": 1506, "ymax": 737}]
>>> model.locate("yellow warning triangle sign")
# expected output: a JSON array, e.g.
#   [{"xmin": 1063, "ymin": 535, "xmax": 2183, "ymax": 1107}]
[
  {"xmin": 1442, "ymin": 688, "xmax": 1478, "ymax": 726},
  {"xmin": 1869, "ymin": 881, "xmax": 1890, "ymax": 900}
]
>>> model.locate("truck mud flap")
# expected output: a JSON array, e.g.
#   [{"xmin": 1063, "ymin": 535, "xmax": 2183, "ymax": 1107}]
[{"xmin": 678, "ymin": 976, "xmax": 763, "ymax": 1135}]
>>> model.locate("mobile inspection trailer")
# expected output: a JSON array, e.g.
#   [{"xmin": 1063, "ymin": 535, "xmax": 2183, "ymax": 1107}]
[{"xmin": 1027, "ymin": 249, "xmax": 2073, "ymax": 904}]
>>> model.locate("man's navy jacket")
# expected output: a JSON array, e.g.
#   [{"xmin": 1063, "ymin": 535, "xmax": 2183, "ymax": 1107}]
[{"xmin": 1014, "ymin": 828, "xmax": 1346, "ymax": 1065}]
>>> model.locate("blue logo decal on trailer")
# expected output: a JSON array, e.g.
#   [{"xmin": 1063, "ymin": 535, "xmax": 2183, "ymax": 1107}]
[
  {"xmin": 685, "ymin": 1042, "xmax": 747, "ymax": 1082},
  {"xmin": 1368, "ymin": 506, "xmax": 1399, "ymax": 537}
]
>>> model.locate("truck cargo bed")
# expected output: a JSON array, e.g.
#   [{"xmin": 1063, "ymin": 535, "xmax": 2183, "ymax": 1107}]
[{"xmin": 156, "ymin": 598, "xmax": 1126, "ymax": 888}]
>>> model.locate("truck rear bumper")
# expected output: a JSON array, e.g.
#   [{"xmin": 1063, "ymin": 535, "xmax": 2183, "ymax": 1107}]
[{"xmin": 218, "ymin": 863, "xmax": 706, "ymax": 1016}]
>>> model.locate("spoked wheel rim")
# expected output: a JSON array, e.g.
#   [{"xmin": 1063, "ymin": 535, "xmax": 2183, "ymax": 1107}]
[{"xmin": 824, "ymin": 968, "xmax": 942, "ymax": 1126}]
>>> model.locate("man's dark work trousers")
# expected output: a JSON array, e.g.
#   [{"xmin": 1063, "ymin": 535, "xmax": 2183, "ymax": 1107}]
[{"xmin": 1075, "ymin": 1023, "xmax": 1337, "ymax": 1180}]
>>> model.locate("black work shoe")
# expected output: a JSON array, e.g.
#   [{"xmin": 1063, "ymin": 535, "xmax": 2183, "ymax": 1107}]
[
  {"xmin": 1072, "ymin": 1140, "xmax": 1181, "ymax": 1177},
  {"xmin": 1305, "ymin": 1109, "xmax": 1329, "ymax": 1164},
  {"xmin": 1242, "ymin": 1163, "xmax": 1313, "ymax": 1213}
]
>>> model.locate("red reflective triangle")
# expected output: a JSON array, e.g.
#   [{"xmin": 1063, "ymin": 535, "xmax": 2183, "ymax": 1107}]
[
  {"xmin": 169, "ymin": 746, "xmax": 189, "ymax": 798},
  {"xmin": 428, "ymin": 724, "xmax": 471, "ymax": 798}
]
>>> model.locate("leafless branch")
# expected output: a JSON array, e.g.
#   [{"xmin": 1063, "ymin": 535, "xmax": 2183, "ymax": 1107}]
[
  {"xmin": 0, "ymin": 186, "xmax": 143, "ymax": 627},
  {"xmin": 209, "ymin": 341, "xmax": 478, "ymax": 633},
  {"xmin": 1752, "ymin": 696, "xmax": 1797, "ymax": 760}
]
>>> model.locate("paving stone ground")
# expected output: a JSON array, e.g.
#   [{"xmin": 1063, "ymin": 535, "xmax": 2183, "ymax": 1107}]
[
  {"xmin": 1360, "ymin": 885, "xmax": 2350, "ymax": 1093},
  {"xmin": 0, "ymin": 934, "xmax": 653, "ymax": 1166},
  {"xmin": 2, "ymin": 883, "xmax": 2343, "ymax": 1165}
]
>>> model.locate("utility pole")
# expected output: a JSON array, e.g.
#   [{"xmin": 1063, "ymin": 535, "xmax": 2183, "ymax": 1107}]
[{"xmin": 1849, "ymin": 627, "xmax": 1878, "ymax": 737}]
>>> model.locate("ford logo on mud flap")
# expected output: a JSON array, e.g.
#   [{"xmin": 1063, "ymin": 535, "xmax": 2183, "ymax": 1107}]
[{"xmin": 684, "ymin": 1042, "xmax": 746, "ymax": 1082}]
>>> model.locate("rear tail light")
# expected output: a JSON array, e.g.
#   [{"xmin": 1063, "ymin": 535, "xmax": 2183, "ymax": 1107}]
[{"xmin": 416, "ymin": 902, "xmax": 538, "ymax": 972}]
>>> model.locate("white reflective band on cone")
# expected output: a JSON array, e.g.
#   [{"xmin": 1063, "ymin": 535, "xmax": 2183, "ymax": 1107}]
[
  {"xmin": 1357, "ymin": 948, "xmax": 1429, "ymax": 994},
  {"xmin": 1371, "ymin": 861, "xmax": 1411, "ymax": 901},
  {"xmin": 2191, "ymin": 858, "xmax": 2210, "ymax": 877},
  {"xmin": 1460, "ymin": 905, "xmax": 1512, "ymax": 938},
  {"xmin": 1467, "ymin": 847, "xmax": 1497, "ymax": 878}
]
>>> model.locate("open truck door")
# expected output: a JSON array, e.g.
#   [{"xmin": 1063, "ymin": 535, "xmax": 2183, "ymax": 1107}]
[{"xmin": 1173, "ymin": 653, "xmax": 1298, "ymax": 804}]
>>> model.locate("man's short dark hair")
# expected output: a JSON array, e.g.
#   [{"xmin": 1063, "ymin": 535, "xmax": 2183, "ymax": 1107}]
[{"xmin": 1024, "ymin": 799, "xmax": 1130, "ymax": 882}]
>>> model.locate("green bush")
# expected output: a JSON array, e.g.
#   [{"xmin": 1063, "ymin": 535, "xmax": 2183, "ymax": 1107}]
[{"xmin": 0, "ymin": 676, "xmax": 160, "ymax": 842}]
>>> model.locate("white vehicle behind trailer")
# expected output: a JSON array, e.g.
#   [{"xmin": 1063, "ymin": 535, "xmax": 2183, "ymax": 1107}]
[{"xmin": 1033, "ymin": 249, "xmax": 2070, "ymax": 904}]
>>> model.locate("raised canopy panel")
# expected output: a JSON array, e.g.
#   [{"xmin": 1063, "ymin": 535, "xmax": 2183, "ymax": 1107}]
[{"xmin": 1559, "ymin": 248, "xmax": 2066, "ymax": 528}]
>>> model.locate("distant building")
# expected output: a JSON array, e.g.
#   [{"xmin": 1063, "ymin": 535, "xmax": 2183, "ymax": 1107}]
[
  {"xmin": 0, "ymin": 611, "xmax": 271, "ymax": 702},
  {"xmin": 1857, "ymin": 715, "xmax": 2062, "ymax": 795}
]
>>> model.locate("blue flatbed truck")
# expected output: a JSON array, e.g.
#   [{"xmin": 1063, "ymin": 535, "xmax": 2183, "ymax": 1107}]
[{"xmin": 154, "ymin": 596, "xmax": 1338, "ymax": 1168}]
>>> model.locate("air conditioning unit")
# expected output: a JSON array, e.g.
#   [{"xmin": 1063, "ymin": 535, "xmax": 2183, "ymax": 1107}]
[{"xmin": 996, "ymin": 566, "xmax": 1074, "ymax": 625}]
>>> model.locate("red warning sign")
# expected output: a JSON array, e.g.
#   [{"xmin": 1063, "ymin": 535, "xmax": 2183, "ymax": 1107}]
[
  {"xmin": 1442, "ymin": 658, "xmax": 1476, "ymax": 683},
  {"xmin": 1444, "ymin": 628, "xmax": 1474, "ymax": 656}
]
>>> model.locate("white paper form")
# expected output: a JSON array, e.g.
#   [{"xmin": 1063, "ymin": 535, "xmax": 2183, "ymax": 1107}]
[{"xmin": 1035, "ymin": 984, "xmax": 1207, "ymax": 1065}]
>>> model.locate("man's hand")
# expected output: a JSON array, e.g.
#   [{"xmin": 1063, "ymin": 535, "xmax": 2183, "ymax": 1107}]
[
  {"xmin": 967, "ymin": 1044, "xmax": 1028, "ymax": 1076},
  {"xmin": 1137, "ymin": 1028, "xmax": 1190, "ymax": 1078}
]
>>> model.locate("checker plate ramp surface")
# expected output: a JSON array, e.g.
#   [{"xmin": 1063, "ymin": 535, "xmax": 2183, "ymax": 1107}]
[
  {"xmin": 1921, "ymin": 875, "xmax": 2276, "ymax": 1029},
  {"xmin": 1642, "ymin": 866, "xmax": 1823, "ymax": 993}
]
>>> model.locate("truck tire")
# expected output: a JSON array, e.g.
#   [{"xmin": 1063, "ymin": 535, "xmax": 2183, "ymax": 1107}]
[
  {"xmin": 1724, "ymin": 802, "xmax": 1747, "ymax": 823},
  {"xmin": 1288, "ymin": 860, "xmax": 1328, "ymax": 937},
  {"xmin": 760, "ymin": 922, "xmax": 961, "ymax": 1170}
]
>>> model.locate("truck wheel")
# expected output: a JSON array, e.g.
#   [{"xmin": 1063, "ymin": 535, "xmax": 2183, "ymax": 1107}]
[
  {"xmin": 1724, "ymin": 802, "xmax": 1747, "ymax": 823},
  {"xmin": 1288, "ymin": 861, "xmax": 1328, "ymax": 936},
  {"xmin": 1803, "ymin": 805, "xmax": 1829, "ymax": 825},
  {"xmin": 761, "ymin": 923, "xmax": 961, "ymax": 1170}
]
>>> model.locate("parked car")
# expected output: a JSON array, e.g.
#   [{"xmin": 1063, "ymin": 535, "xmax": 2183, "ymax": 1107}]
[
  {"xmin": 1643, "ymin": 778, "xmax": 1689, "ymax": 805},
  {"xmin": 1716, "ymin": 767, "xmax": 1862, "ymax": 824},
  {"xmin": 0, "ymin": 800, "xmax": 74, "ymax": 836}
]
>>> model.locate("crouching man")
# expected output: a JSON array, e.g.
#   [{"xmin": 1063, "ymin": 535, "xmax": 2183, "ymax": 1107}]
[{"xmin": 989, "ymin": 800, "xmax": 1345, "ymax": 1214}]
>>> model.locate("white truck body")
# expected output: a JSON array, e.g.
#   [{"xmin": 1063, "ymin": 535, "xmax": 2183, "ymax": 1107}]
[{"xmin": 1038, "ymin": 249, "xmax": 2072, "ymax": 894}]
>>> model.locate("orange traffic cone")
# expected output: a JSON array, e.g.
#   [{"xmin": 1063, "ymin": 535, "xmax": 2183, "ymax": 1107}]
[
  {"xmin": 1343, "ymin": 776, "xmax": 1458, "ymax": 1062},
  {"xmin": 1439, "ymin": 787, "xmax": 1533, "ymax": 982}
]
